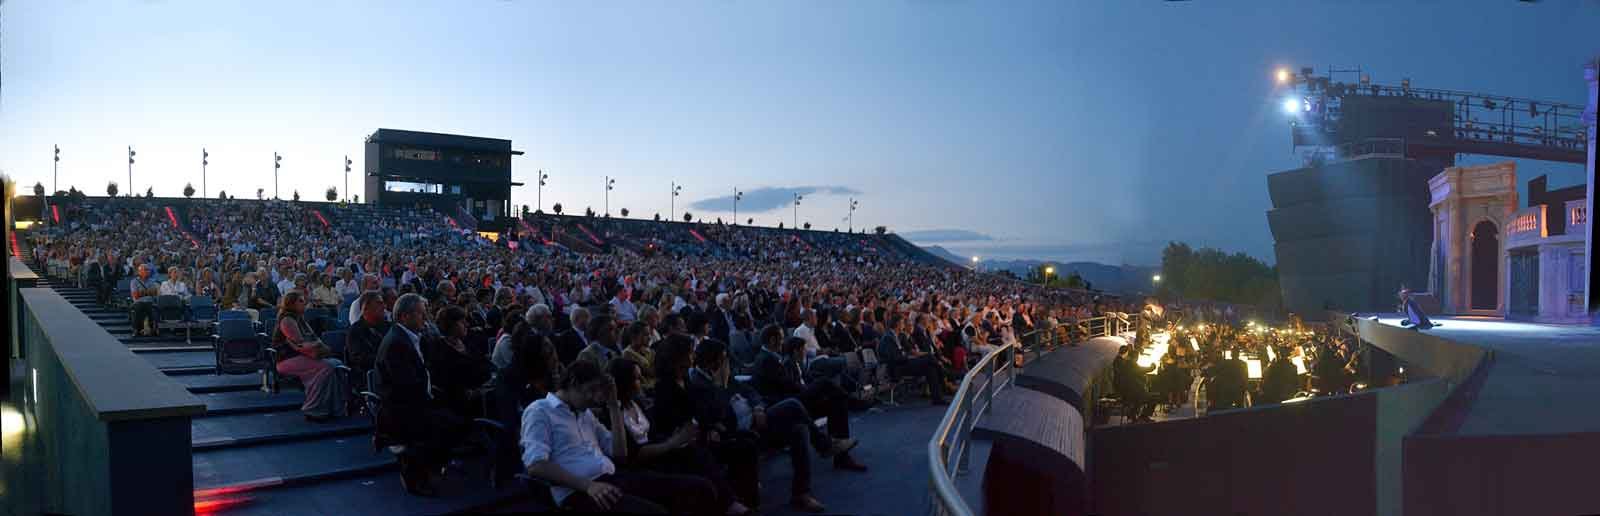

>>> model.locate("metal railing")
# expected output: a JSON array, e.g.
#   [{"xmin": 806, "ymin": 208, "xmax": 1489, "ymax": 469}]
[{"xmin": 928, "ymin": 314, "xmax": 1130, "ymax": 516}]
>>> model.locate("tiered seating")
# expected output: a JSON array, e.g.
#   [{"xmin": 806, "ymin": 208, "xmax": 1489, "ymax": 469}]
[{"xmin": 24, "ymin": 195, "xmax": 1123, "ymax": 514}]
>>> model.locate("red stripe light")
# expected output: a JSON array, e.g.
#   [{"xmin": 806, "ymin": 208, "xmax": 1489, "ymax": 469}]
[{"xmin": 194, "ymin": 496, "xmax": 252, "ymax": 514}]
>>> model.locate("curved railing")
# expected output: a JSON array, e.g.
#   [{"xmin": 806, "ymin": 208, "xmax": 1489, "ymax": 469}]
[{"xmin": 928, "ymin": 314, "xmax": 1130, "ymax": 515}]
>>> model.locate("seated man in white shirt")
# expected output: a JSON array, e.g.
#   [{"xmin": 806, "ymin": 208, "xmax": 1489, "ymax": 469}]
[
  {"xmin": 520, "ymin": 360, "xmax": 717, "ymax": 514},
  {"xmin": 609, "ymin": 288, "xmax": 638, "ymax": 323},
  {"xmin": 158, "ymin": 266, "xmax": 192, "ymax": 300}
]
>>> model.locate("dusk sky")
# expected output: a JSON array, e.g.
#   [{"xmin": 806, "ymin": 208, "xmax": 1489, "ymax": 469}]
[{"xmin": 4, "ymin": 1, "xmax": 1597, "ymax": 266}]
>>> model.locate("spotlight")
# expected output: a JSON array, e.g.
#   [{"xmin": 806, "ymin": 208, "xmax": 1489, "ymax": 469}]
[
  {"xmin": 1282, "ymin": 97, "xmax": 1301, "ymax": 114},
  {"xmin": 1275, "ymin": 68, "xmax": 1291, "ymax": 84}
]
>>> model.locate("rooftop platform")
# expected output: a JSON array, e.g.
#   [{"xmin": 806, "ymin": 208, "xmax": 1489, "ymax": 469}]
[{"xmin": 1372, "ymin": 315, "xmax": 1600, "ymax": 435}]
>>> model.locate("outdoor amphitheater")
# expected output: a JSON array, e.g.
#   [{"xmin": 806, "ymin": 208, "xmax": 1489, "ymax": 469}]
[{"xmin": 7, "ymin": 4, "xmax": 1600, "ymax": 516}]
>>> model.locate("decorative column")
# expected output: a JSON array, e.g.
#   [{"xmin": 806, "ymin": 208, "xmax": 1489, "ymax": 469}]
[{"xmin": 1585, "ymin": 57, "xmax": 1597, "ymax": 319}]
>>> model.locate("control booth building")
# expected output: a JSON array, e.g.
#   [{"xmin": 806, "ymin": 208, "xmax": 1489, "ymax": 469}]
[{"xmin": 363, "ymin": 129, "xmax": 523, "ymax": 230}]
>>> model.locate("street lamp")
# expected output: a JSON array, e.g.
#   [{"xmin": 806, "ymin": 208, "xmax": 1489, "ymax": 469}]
[
  {"xmin": 344, "ymin": 155, "xmax": 353, "ymax": 202},
  {"xmin": 537, "ymin": 170, "xmax": 549, "ymax": 213},
  {"xmin": 53, "ymin": 145, "xmax": 60, "ymax": 194},
  {"xmin": 733, "ymin": 188, "xmax": 743, "ymax": 225},
  {"xmin": 1045, "ymin": 266, "xmax": 1055, "ymax": 284},
  {"xmin": 604, "ymin": 176, "xmax": 615, "ymax": 216},
  {"xmin": 847, "ymin": 198, "xmax": 859, "ymax": 233},
  {"xmin": 127, "ymin": 146, "xmax": 135, "ymax": 196},
  {"xmin": 793, "ymin": 193, "xmax": 803, "ymax": 229},
  {"xmin": 671, "ymin": 182, "xmax": 683, "ymax": 222},
  {"xmin": 273, "ymin": 152, "xmax": 283, "ymax": 199}
]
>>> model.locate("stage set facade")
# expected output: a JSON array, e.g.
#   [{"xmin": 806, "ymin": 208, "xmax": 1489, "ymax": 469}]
[{"xmin": 1271, "ymin": 60, "xmax": 1599, "ymax": 324}]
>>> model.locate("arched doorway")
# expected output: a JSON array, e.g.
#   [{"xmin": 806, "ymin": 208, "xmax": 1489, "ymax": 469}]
[{"xmin": 1471, "ymin": 220, "xmax": 1499, "ymax": 311}]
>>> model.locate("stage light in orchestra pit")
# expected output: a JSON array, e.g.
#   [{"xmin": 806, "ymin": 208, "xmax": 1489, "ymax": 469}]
[{"xmin": 1282, "ymin": 97, "xmax": 1301, "ymax": 114}]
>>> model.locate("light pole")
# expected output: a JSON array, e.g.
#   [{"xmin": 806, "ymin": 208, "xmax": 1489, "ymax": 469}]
[
  {"xmin": 671, "ymin": 182, "xmax": 682, "ymax": 222},
  {"xmin": 273, "ymin": 152, "xmax": 283, "ymax": 200},
  {"xmin": 793, "ymin": 193, "xmax": 803, "ymax": 229},
  {"xmin": 604, "ymin": 176, "xmax": 615, "ymax": 216},
  {"xmin": 971, "ymin": 256, "xmax": 980, "ymax": 272},
  {"xmin": 847, "ymin": 198, "xmax": 859, "ymax": 233},
  {"xmin": 344, "ymin": 155, "xmax": 352, "ymax": 202},
  {"xmin": 202, "ymin": 148, "xmax": 210, "ymax": 198},
  {"xmin": 127, "ymin": 146, "xmax": 135, "ymax": 196},
  {"xmin": 1045, "ymin": 266, "xmax": 1056, "ymax": 285},
  {"xmin": 733, "ymin": 188, "xmax": 743, "ymax": 224},
  {"xmin": 53, "ymin": 145, "xmax": 60, "ymax": 194},
  {"xmin": 537, "ymin": 170, "xmax": 548, "ymax": 213}
]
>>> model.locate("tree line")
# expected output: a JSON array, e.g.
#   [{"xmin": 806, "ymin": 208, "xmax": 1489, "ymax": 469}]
[{"xmin": 1157, "ymin": 241, "xmax": 1280, "ymax": 309}]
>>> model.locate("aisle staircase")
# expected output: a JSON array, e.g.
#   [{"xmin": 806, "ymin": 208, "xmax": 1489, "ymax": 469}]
[{"xmin": 28, "ymin": 270, "xmax": 527, "ymax": 513}]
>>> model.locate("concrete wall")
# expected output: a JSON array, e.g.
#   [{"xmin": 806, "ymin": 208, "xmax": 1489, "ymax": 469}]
[
  {"xmin": 1374, "ymin": 378, "xmax": 1449, "ymax": 516},
  {"xmin": 1353, "ymin": 317, "xmax": 1486, "ymax": 382},
  {"xmin": 1404, "ymin": 433, "xmax": 1600, "ymax": 516},
  {"xmin": 1088, "ymin": 392, "xmax": 1379, "ymax": 516},
  {"xmin": 7, "ymin": 287, "xmax": 203, "ymax": 516}
]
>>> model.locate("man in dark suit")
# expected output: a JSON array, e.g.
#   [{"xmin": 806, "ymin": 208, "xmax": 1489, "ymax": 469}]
[
  {"xmin": 375, "ymin": 293, "xmax": 466, "ymax": 496},
  {"xmin": 875, "ymin": 314, "xmax": 946, "ymax": 404},
  {"xmin": 555, "ymin": 306, "xmax": 591, "ymax": 365},
  {"xmin": 1113, "ymin": 345, "xmax": 1156, "ymax": 422},
  {"xmin": 752, "ymin": 336, "xmax": 867, "ymax": 472},
  {"xmin": 346, "ymin": 291, "xmax": 390, "ymax": 390},
  {"xmin": 1258, "ymin": 348, "xmax": 1300, "ymax": 405},
  {"xmin": 86, "ymin": 254, "xmax": 112, "ymax": 305},
  {"xmin": 709, "ymin": 293, "xmax": 736, "ymax": 344},
  {"xmin": 689, "ymin": 339, "xmax": 854, "ymax": 513},
  {"xmin": 1204, "ymin": 348, "xmax": 1250, "ymax": 411}
]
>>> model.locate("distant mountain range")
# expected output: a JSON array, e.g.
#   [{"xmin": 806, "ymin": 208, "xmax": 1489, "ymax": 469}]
[{"xmin": 923, "ymin": 245, "xmax": 1157, "ymax": 295}]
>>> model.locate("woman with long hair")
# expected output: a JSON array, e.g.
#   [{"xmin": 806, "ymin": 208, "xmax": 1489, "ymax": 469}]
[
  {"xmin": 220, "ymin": 271, "xmax": 244, "ymax": 310},
  {"xmin": 607, "ymin": 357, "xmax": 750, "ymax": 515},
  {"xmin": 620, "ymin": 321, "xmax": 656, "ymax": 392},
  {"xmin": 271, "ymin": 291, "xmax": 347, "ymax": 422},
  {"xmin": 430, "ymin": 305, "xmax": 494, "ymax": 418}
]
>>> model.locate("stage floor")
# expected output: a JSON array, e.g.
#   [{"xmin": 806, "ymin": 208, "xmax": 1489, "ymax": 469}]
[{"xmin": 1374, "ymin": 315, "xmax": 1600, "ymax": 435}]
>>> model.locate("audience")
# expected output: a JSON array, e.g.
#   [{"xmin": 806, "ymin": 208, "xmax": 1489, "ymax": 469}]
[{"xmin": 31, "ymin": 197, "xmax": 1141, "ymax": 510}]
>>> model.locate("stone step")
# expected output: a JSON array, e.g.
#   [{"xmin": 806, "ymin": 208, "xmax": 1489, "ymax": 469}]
[
  {"xmin": 193, "ymin": 390, "xmax": 306, "ymax": 417},
  {"xmin": 191, "ymin": 412, "xmax": 371, "ymax": 451},
  {"xmin": 191, "ymin": 434, "xmax": 394, "ymax": 491},
  {"xmin": 173, "ymin": 374, "xmax": 263, "ymax": 394}
]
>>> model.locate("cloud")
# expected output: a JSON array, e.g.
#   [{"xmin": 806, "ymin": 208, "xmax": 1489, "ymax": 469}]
[
  {"xmin": 898, "ymin": 229, "xmax": 995, "ymax": 243},
  {"xmin": 689, "ymin": 185, "xmax": 861, "ymax": 213}
]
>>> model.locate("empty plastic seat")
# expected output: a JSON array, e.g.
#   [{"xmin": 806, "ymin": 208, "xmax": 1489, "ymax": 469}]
[
  {"xmin": 190, "ymin": 296, "xmax": 218, "ymax": 321},
  {"xmin": 155, "ymin": 295, "xmax": 186, "ymax": 325},
  {"xmin": 214, "ymin": 319, "xmax": 269, "ymax": 376}
]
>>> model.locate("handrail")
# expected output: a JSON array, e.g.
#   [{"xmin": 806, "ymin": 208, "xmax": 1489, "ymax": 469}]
[{"xmin": 928, "ymin": 315, "xmax": 1126, "ymax": 515}]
